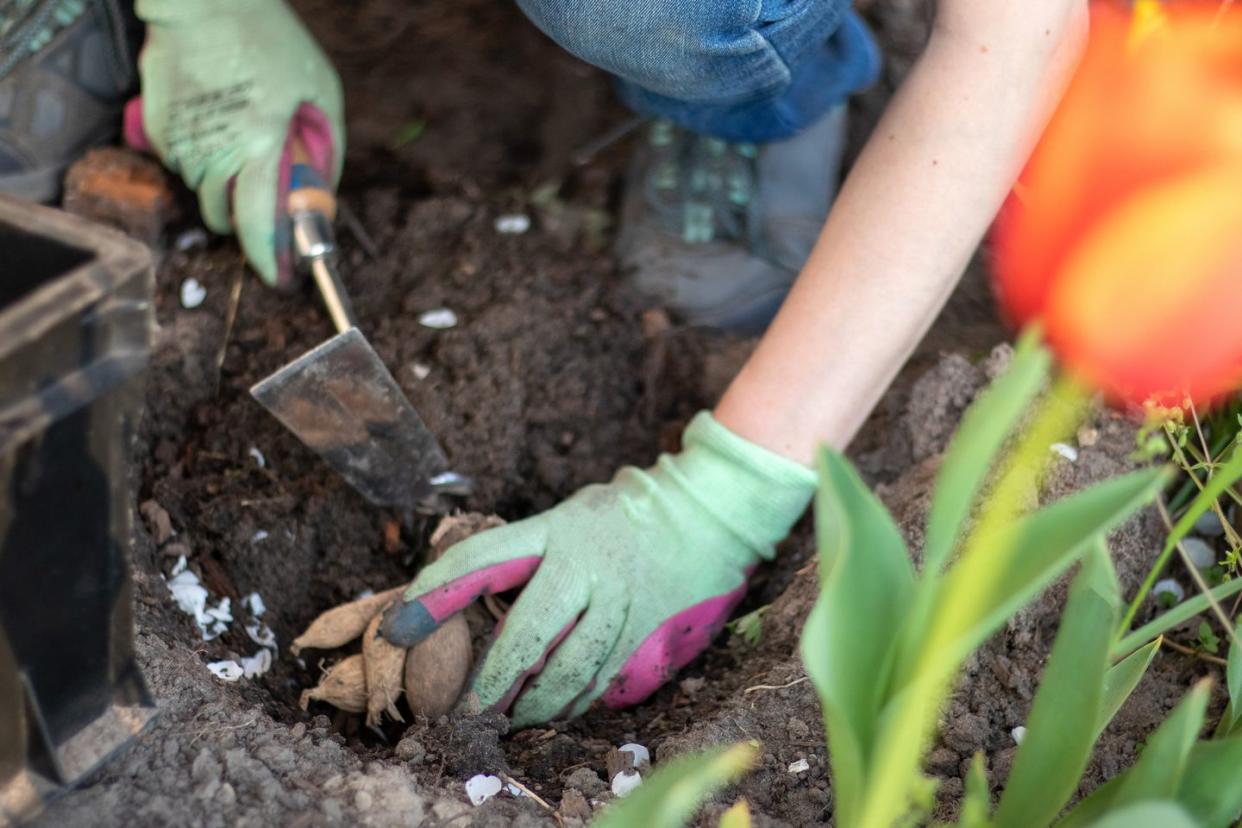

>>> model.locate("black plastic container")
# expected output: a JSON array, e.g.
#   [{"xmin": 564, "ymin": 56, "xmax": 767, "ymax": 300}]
[{"xmin": 0, "ymin": 196, "xmax": 155, "ymax": 824}]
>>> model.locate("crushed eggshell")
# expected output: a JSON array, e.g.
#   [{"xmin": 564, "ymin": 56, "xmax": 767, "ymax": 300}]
[
  {"xmin": 175, "ymin": 227, "xmax": 208, "ymax": 251},
  {"xmin": 1050, "ymin": 442, "xmax": 1079, "ymax": 462},
  {"xmin": 412, "ymin": 362, "xmax": 431, "ymax": 380},
  {"xmin": 494, "ymin": 214, "xmax": 531, "ymax": 234},
  {"xmin": 466, "ymin": 774, "xmax": 503, "ymax": 806},
  {"xmin": 248, "ymin": 447, "xmax": 266, "ymax": 468},
  {"xmin": 180, "ymin": 277, "xmax": 206, "ymax": 309},
  {"xmin": 1180, "ymin": 537, "xmax": 1217, "ymax": 570},
  {"xmin": 244, "ymin": 592, "xmax": 266, "ymax": 617},
  {"xmin": 788, "ymin": 759, "xmax": 810, "ymax": 774},
  {"xmin": 242, "ymin": 649, "xmax": 272, "ymax": 679},
  {"xmin": 208, "ymin": 660, "xmax": 244, "ymax": 681},
  {"xmin": 505, "ymin": 783, "xmax": 525, "ymax": 797},
  {"xmin": 1194, "ymin": 511, "xmax": 1227, "ymax": 537},
  {"xmin": 618, "ymin": 743, "xmax": 650, "ymax": 767},
  {"xmin": 166, "ymin": 557, "xmax": 232, "ymax": 641},
  {"xmin": 418, "ymin": 308, "xmax": 458, "ymax": 329},
  {"xmin": 246, "ymin": 622, "xmax": 277, "ymax": 650},
  {"xmin": 611, "ymin": 770, "xmax": 642, "ymax": 797},
  {"xmin": 1011, "ymin": 726, "xmax": 1027, "ymax": 745},
  {"xmin": 251, "ymin": 530, "xmax": 269, "ymax": 543},
  {"xmin": 1153, "ymin": 578, "xmax": 1185, "ymax": 604}
]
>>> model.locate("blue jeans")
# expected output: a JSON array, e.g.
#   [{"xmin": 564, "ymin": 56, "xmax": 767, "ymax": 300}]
[{"xmin": 515, "ymin": 0, "xmax": 881, "ymax": 143}]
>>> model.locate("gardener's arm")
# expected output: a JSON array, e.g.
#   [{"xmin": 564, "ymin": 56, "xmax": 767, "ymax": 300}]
[
  {"xmin": 382, "ymin": 3, "xmax": 1092, "ymax": 727},
  {"xmin": 717, "ymin": 1, "xmax": 1088, "ymax": 463}
]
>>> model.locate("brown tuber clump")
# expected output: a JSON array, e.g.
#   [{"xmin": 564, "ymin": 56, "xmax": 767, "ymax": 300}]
[{"xmin": 294, "ymin": 512, "xmax": 504, "ymax": 724}]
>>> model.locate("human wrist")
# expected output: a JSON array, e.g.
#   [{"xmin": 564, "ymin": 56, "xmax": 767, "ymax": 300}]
[{"xmin": 668, "ymin": 412, "xmax": 816, "ymax": 556}]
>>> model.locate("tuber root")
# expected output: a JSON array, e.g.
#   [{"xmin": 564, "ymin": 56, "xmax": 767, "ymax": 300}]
[
  {"xmin": 291, "ymin": 585, "xmax": 404, "ymax": 656},
  {"xmin": 363, "ymin": 608, "xmax": 407, "ymax": 727},
  {"xmin": 299, "ymin": 654, "xmax": 367, "ymax": 713}
]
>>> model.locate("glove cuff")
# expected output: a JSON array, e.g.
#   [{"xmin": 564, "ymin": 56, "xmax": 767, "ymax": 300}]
[
  {"xmin": 669, "ymin": 412, "xmax": 817, "ymax": 558},
  {"xmin": 136, "ymin": 0, "xmax": 284, "ymax": 22}
]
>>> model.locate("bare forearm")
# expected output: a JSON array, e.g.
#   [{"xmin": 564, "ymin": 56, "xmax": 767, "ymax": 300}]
[{"xmin": 716, "ymin": 8, "xmax": 1086, "ymax": 464}]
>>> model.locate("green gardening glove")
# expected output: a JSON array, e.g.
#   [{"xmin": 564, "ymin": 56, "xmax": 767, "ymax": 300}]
[
  {"xmin": 130, "ymin": 0, "xmax": 344, "ymax": 287},
  {"xmin": 381, "ymin": 412, "xmax": 816, "ymax": 727}
]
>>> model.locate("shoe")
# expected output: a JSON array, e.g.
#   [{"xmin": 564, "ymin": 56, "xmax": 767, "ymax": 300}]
[
  {"xmin": 0, "ymin": 0, "xmax": 138, "ymax": 203},
  {"xmin": 617, "ymin": 105, "xmax": 848, "ymax": 333}
]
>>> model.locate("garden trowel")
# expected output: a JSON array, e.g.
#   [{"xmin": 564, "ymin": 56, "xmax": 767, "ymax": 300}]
[{"xmin": 250, "ymin": 148, "xmax": 471, "ymax": 517}]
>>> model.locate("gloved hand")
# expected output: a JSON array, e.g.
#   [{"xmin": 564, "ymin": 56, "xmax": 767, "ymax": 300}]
[
  {"xmin": 131, "ymin": 0, "xmax": 345, "ymax": 287},
  {"xmin": 381, "ymin": 412, "xmax": 816, "ymax": 727}
]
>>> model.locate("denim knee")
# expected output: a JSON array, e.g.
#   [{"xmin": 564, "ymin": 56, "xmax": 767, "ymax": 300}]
[{"xmin": 515, "ymin": 0, "xmax": 879, "ymax": 141}]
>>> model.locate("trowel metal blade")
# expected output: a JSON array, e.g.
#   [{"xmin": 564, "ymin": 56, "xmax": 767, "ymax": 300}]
[{"xmin": 250, "ymin": 327, "xmax": 448, "ymax": 513}]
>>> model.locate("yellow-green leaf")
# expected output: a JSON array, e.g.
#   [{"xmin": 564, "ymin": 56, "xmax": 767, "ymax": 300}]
[
  {"xmin": 592, "ymin": 743, "xmax": 760, "ymax": 828},
  {"xmin": 994, "ymin": 541, "xmax": 1116, "ymax": 828}
]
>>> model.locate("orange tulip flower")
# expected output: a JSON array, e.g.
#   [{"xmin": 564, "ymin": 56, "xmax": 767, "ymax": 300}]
[{"xmin": 994, "ymin": 2, "xmax": 1242, "ymax": 407}]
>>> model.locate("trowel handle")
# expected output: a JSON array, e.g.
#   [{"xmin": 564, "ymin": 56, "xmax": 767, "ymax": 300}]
[{"xmin": 287, "ymin": 139, "xmax": 357, "ymax": 333}]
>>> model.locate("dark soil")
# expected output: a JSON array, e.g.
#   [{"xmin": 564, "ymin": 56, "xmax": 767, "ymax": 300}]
[{"xmin": 34, "ymin": 1, "xmax": 1225, "ymax": 826}]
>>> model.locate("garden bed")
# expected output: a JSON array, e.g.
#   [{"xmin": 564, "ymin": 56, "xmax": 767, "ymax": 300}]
[{"xmin": 35, "ymin": 1, "xmax": 1223, "ymax": 825}]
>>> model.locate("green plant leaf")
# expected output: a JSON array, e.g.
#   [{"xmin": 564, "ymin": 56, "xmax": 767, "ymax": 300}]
[
  {"xmin": 934, "ymin": 467, "xmax": 1164, "ymax": 674},
  {"xmin": 1060, "ymin": 681, "xmax": 1210, "ymax": 827},
  {"xmin": 1175, "ymin": 735, "xmax": 1242, "ymax": 827},
  {"xmin": 1081, "ymin": 802, "xmax": 1199, "ymax": 828},
  {"xmin": 1112, "ymin": 576, "xmax": 1242, "ymax": 661},
  {"xmin": 591, "ymin": 743, "xmax": 759, "ymax": 828},
  {"xmin": 801, "ymin": 449, "xmax": 917, "ymax": 827},
  {"xmin": 1217, "ymin": 626, "xmax": 1240, "ymax": 735},
  {"xmin": 994, "ymin": 541, "xmax": 1117, "ymax": 828},
  {"xmin": 390, "ymin": 119, "xmax": 426, "ymax": 149},
  {"xmin": 1113, "ymin": 680, "xmax": 1209, "ymax": 802},
  {"xmin": 923, "ymin": 329, "xmax": 1051, "ymax": 574},
  {"xmin": 1228, "ymin": 621, "xmax": 1241, "ymax": 712},
  {"xmin": 959, "ymin": 753, "xmax": 991, "ymax": 828},
  {"xmin": 718, "ymin": 800, "xmax": 752, "ymax": 828},
  {"xmin": 1098, "ymin": 639, "xmax": 1160, "ymax": 739}
]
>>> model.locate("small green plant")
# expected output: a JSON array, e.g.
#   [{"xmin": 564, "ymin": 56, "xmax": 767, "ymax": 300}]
[
  {"xmin": 1195, "ymin": 621, "xmax": 1221, "ymax": 655},
  {"xmin": 725, "ymin": 606, "xmax": 767, "ymax": 647}
]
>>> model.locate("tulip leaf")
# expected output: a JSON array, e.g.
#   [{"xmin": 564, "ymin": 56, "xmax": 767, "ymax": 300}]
[
  {"xmin": 1174, "ymin": 735, "xmax": 1242, "ymax": 827},
  {"xmin": 994, "ymin": 540, "xmax": 1116, "ymax": 828},
  {"xmin": 592, "ymin": 743, "xmax": 759, "ymax": 828},
  {"xmin": 1228, "ymin": 622, "xmax": 1241, "ymax": 715},
  {"xmin": 1082, "ymin": 801, "xmax": 1198, "ymax": 828},
  {"xmin": 1098, "ymin": 638, "xmax": 1160, "ymax": 739},
  {"xmin": 923, "ymin": 329, "xmax": 1051, "ymax": 574},
  {"xmin": 802, "ymin": 448, "xmax": 916, "ymax": 827},
  {"xmin": 959, "ymin": 752, "xmax": 992, "ymax": 828},
  {"xmin": 718, "ymin": 799, "xmax": 752, "ymax": 828},
  {"xmin": 935, "ymin": 467, "xmax": 1164, "ymax": 671},
  {"xmin": 1059, "ymin": 682, "xmax": 1210, "ymax": 827},
  {"xmin": 1113, "ymin": 576, "xmax": 1242, "ymax": 661}
]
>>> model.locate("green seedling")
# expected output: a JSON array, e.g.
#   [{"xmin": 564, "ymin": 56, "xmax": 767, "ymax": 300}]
[
  {"xmin": 1196, "ymin": 621, "xmax": 1221, "ymax": 654},
  {"xmin": 391, "ymin": 119, "xmax": 427, "ymax": 149},
  {"xmin": 725, "ymin": 606, "xmax": 767, "ymax": 647}
]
